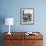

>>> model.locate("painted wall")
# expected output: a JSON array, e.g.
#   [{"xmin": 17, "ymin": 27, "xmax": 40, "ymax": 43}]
[
  {"xmin": 0, "ymin": 0, "xmax": 46, "ymax": 32},
  {"xmin": 0, "ymin": 0, "xmax": 46, "ymax": 46}
]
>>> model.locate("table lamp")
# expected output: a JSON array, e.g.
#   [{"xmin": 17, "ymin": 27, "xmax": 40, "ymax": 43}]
[{"xmin": 5, "ymin": 18, "xmax": 14, "ymax": 35}]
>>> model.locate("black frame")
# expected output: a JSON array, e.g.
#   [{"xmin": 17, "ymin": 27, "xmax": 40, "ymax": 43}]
[{"xmin": 20, "ymin": 8, "xmax": 34, "ymax": 25}]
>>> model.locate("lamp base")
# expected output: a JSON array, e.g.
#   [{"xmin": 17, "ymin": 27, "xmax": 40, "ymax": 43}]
[{"xmin": 8, "ymin": 32, "xmax": 11, "ymax": 35}]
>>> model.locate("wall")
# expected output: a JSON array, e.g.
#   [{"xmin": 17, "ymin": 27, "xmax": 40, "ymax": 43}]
[
  {"xmin": 0, "ymin": 0, "xmax": 46, "ymax": 46},
  {"xmin": 0, "ymin": 0, "xmax": 46, "ymax": 32}
]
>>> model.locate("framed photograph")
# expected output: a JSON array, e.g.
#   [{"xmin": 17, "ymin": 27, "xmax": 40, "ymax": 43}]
[{"xmin": 20, "ymin": 8, "xmax": 34, "ymax": 24}]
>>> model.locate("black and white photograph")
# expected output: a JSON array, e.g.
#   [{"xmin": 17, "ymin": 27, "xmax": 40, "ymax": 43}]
[{"xmin": 20, "ymin": 8, "xmax": 34, "ymax": 24}]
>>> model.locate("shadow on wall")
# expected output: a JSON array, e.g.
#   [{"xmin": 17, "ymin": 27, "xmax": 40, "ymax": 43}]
[
  {"xmin": 0, "ymin": 33, "xmax": 4, "ymax": 46},
  {"xmin": 0, "ymin": 16, "xmax": 5, "ymax": 46},
  {"xmin": 0, "ymin": 16, "xmax": 5, "ymax": 32}
]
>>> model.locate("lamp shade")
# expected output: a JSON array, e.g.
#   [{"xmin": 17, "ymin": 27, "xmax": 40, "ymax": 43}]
[{"xmin": 5, "ymin": 18, "xmax": 14, "ymax": 25}]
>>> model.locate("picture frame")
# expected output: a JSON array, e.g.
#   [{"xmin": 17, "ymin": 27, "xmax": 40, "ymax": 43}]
[{"xmin": 20, "ymin": 8, "xmax": 34, "ymax": 25}]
